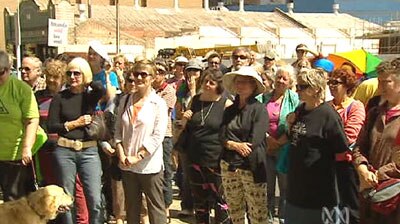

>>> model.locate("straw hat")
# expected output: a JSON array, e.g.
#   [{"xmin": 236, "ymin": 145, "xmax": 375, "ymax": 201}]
[{"xmin": 223, "ymin": 66, "xmax": 266, "ymax": 95}]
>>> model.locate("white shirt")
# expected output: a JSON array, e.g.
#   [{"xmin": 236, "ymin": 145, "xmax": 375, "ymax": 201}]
[{"xmin": 115, "ymin": 90, "xmax": 168, "ymax": 174}]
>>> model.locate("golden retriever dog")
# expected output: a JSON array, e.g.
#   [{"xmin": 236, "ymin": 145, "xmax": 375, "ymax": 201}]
[{"xmin": 0, "ymin": 185, "xmax": 73, "ymax": 224}]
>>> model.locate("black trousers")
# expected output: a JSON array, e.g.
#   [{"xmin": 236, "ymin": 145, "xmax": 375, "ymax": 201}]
[
  {"xmin": 336, "ymin": 161, "xmax": 360, "ymax": 224},
  {"xmin": 0, "ymin": 160, "xmax": 31, "ymax": 201},
  {"xmin": 189, "ymin": 164, "xmax": 231, "ymax": 224}
]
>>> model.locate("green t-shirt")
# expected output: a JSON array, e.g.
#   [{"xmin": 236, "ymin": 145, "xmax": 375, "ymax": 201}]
[{"xmin": 0, "ymin": 76, "xmax": 39, "ymax": 160}]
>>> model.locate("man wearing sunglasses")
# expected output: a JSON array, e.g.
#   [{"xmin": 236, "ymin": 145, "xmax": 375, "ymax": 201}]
[
  {"xmin": 263, "ymin": 51, "xmax": 277, "ymax": 75},
  {"xmin": 20, "ymin": 56, "xmax": 46, "ymax": 92},
  {"xmin": 228, "ymin": 47, "xmax": 251, "ymax": 73}
]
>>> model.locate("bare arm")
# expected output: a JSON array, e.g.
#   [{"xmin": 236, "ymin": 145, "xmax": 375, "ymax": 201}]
[{"xmin": 21, "ymin": 118, "xmax": 39, "ymax": 165}]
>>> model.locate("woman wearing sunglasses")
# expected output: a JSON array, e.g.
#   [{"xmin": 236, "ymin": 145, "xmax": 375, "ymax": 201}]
[
  {"xmin": 47, "ymin": 57, "xmax": 106, "ymax": 224},
  {"xmin": 285, "ymin": 69, "xmax": 349, "ymax": 224},
  {"xmin": 328, "ymin": 68, "xmax": 365, "ymax": 223},
  {"xmin": 114, "ymin": 60, "xmax": 168, "ymax": 224}
]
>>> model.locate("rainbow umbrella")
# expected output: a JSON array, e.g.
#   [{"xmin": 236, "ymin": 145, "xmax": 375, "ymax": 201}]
[{"xmin": 327, "ymin": 49, "xmax": 382, "ymax": 78}]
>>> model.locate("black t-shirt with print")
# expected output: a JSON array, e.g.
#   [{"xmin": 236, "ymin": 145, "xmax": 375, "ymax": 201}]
[{"xmin": 287, "ymin": 102, "xmax": 348, "ymax": 209}]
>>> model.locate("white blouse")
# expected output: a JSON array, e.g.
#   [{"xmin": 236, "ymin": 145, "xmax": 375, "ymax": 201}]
[{"xmin": 115, "ymin": 90, "xmax": 168, "ymax": 174}]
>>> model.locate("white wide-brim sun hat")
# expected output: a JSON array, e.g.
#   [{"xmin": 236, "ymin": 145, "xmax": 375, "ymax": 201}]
[
  {"xmin": 88, "ymin": 40, "xmax": 110, "ymax": 62},
  {"xmin": 223, "ymin": 66, "xmax": 266, "ymax": 95}
]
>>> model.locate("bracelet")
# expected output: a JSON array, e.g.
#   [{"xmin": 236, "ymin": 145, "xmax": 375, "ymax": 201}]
[{"xmin": 64, "ymin": 122, "xmax": 70, "ymax": 132}]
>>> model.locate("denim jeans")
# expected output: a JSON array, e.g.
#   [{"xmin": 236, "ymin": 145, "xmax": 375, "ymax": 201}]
[
  {"xmin": 162, "ymin": 137, "xmax": 174, "ymax": 208},
  {"xmin": 53, "ymin": 146, "xmax": 104, "ymax": 224},
  {"xmin": 266, "ymin": 155, "xmax": 287, "ymax": 219}
]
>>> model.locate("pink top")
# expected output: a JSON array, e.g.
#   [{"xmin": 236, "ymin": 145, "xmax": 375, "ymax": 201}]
[
  {"xmin": 331, "ymin": 98, "xmax": 365, "ymax": 145},
  {"xmin": 266, "ymin": 100, "xmax": 281, "ymax": 138}
]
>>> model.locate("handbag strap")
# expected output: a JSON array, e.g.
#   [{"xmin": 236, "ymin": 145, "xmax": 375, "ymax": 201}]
[{"xmin": 31, "ymin": 161, "xmax": 39, "ymax": 191}]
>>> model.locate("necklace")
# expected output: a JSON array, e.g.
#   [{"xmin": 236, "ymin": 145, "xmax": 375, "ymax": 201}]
[{"xmin": 200, "ymin": 101, "xmax": 215, "ymax": 126}]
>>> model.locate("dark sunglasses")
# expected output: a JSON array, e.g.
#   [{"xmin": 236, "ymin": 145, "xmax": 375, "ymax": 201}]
[
  {"xmin": 157, "ymin": 69, "xmax": 166, "ymax": 75},
  {"xmin": 232, "ymin": 55, "xmax": 248, "ymax": 60},
  {"xmin": 296, "ymin": 84, "xmax": 310, "ymax": 91},
  {"xmin": 327, "ymin": 80, "xmax": 344, "ymax": 86},
  {"xmin": 126, "ymin": 78, "xmax": 135, "ymax": 83},
  {"xmin": 132, "ymin": 72, "xmax": 150, "ymax": 78},
  {"xmin": 18, "ymin": 67, "xmax": 31, "ymax": 72},
  {"xmin": 66, "ymin": 71, "xmax": 82, "ymax": 77}
]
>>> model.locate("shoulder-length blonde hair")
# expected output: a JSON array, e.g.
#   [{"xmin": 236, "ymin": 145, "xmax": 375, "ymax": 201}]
[
  {"xmin": 66, "ymin": 57, "xmax": 93, "ymax": 85},
  {"xmin": 297, "ymin": 68, "xmax": 327, "ymax": 101}
]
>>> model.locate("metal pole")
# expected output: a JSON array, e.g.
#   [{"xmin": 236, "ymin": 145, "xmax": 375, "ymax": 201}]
[
  {"xmin": 15, "ymin": 0, "xmax": 21, "ymax": 79},
  {"xmin": 116, "ymin": 0, "xmax": 120, "ymax": 54}
]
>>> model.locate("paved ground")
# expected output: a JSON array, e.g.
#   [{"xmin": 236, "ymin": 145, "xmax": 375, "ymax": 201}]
[
  {"xmin": 0, "ymin": 187, "xmax": 280, "ymax": 224},
  {"xmin": 168, "ymin": 186, "xmax": 280, "ymax": 224}
]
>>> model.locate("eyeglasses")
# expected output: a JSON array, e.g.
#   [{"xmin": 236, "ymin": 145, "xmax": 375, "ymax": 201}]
[
  {"xmin": 132, "ymin": 72, "xmax": 150, "ymax": 79},
  {"xmin": 296, "ymin": 84, "xmax": 310, "ymax": 91},
  {"xmin": 66, "ymin": 71, "xmax": 82, "ymax": 77},
  {"xmin": 232, "ymin": 55, "xmax": 248, "ymax": 60},
  {"xmin": 18, "ymin": 67, "xmax": 31, "ymax": 73},
  {"xmin": 157, "ymin": 69, "xmax": 166, "ymax": 75},
  {"xmin": 126, "ymin": 78, "xmax": 135, "ymax": 83},
  {"xmin": 327, "ymin": 80, "xmax": 344, "ymax": 86},
  {"xmin": 209, "ymin": 61, "xmax": 220, "ymax": 65}
]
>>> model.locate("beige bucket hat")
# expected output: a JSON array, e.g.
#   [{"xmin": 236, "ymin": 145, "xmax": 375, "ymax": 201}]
[{"xmin": 223, "ymin": 66, "xmax": 266, "ymax": 95}]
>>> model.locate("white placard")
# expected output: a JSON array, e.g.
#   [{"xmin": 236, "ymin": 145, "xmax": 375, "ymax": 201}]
[{"xmin": 48, "ymin": 19, "xmax": 68, "ymax": 47}]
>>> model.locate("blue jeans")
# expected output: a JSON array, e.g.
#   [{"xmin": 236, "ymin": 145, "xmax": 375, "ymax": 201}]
[{"xmin": 53, "ymin": 146, "xmax": 104, "ymax": 224}]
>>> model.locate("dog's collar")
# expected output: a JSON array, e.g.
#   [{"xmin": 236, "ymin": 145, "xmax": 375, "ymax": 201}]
[{"xmin": 27, "ymin": 199, "xmax": 47, "ymax": 220}]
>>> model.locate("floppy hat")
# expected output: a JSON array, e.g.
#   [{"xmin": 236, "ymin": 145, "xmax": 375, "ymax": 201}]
[
  {"xmin": 223, "ymin": 66, "xmax": 266, "ymax": 95},
  {"xmin": 185, "ymin": 59, "xmax": 203, "ymax": 71},
  {"xmin": 88, "ymin": 40, "xmax": 110, "ymax": 62},
  {"xmin": 313, "ymin": 58, "xmax": 335, "ymax": 73}
]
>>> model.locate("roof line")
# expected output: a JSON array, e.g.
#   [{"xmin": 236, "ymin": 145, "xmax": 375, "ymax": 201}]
[{"xmin": 273, "ymin": 8, "xmax": 308, "ymax": 29}]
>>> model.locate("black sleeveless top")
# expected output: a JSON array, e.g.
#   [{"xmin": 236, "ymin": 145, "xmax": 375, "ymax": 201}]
[{"xmin": 185, "ymin": 94, "xmax": 227, "ymax": 167}]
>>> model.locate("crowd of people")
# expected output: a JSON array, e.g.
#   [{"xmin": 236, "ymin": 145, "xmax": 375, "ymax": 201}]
[{"xmin": 0, "ymin": 41, "xmax": 400, "ymax": 224}]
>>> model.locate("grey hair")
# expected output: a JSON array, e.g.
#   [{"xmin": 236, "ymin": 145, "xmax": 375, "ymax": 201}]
[
  {"xmin": 24, "ymin": 56, "xmax": 43, "ymax": 74},
  {"xmin": 0, "ymin": 51, "xmax": 10, "ymax": 73},
  {"xmin": 275, "ymin": 64, "xmax": 296, "ymax": 87},
  {"xmin": 297, "ymin": 68, "xmax": 327, "ymax": 101}
]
